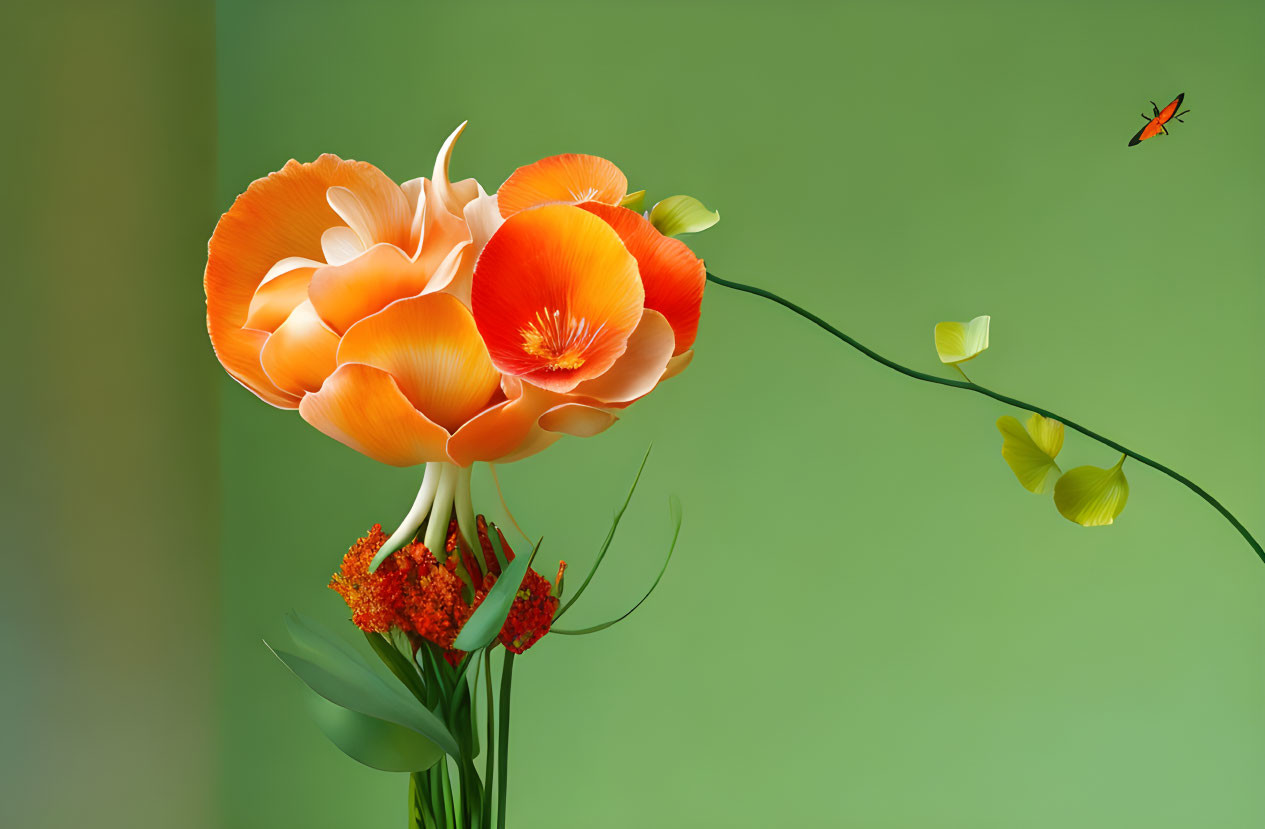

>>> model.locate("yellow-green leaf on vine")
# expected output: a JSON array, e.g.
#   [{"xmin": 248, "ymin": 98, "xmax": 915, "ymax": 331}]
[
  {"xmin": 1053, "ymin": 456, "xmax": 1130, "ymax": 526},
  {"xmin": 997, "ymin": 414, "xmax": 1064, "ymax": 494},
  {"xmin": 934, "ymin": 315, "xmax": 990, "ymax": 364},
  {"xmin": 620, "ymin": 190, "xmax": 646, "ymax": 212},
  {"xmin": 649, "ymin": 195, "xmax": 719, "ymax": 236}
]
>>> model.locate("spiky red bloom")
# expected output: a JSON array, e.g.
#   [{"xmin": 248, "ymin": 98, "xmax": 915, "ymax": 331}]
[
  {"xmin": 331, "ymin": 520, "xmax": 559, "ymax": 657},
  {"xmin": 471, "ymin": 516, "xmax": 559, "ymax": 654},
  {"xmin": 328, "ymin": 525, "xmax": 409, "ymax": 632},
  {"xmin": 396, "ymin": 543, "xmax": 472, "ymax": 651}
]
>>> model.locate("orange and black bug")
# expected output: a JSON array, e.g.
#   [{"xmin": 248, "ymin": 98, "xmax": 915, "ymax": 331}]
[{"xmin": 1128, "ymin": 93, "xmax": 1190, "ymax": 146}]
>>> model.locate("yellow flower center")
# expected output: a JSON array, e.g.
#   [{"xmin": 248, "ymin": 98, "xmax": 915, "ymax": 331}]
[{"xmin": 520, "ymin": 308, "xmax": 601, "ymax": 371}]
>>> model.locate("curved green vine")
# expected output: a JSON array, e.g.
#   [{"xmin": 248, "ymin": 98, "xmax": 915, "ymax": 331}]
[{"xmin": 705, "ymin": 271, "xmax": 1264, "ymax": 565}]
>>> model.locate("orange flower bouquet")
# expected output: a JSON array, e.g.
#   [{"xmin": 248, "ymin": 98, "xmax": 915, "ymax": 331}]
[
  {"xmin": 208, "ymin": 122, "xmax": 1263, "ymax": 829},
  {"xmin": 205, "ymin": 124, "xmax": 706, "ymax": 827}
]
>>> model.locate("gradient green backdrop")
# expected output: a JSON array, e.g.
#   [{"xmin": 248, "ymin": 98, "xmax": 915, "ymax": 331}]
[{"xmin": 8, "ymin": 1, "xmax": 1264, "ymax": 827}]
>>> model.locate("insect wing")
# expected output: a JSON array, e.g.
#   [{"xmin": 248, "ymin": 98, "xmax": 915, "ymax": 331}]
[{"xmin": 1157, "ymin": 93, "xmax": 1184, "ymax": 124}]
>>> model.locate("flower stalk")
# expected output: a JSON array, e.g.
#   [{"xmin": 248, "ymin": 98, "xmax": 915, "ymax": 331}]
[
  {"xmin": 374, "ymin": 462, "xmax": 444, "ymax": 572},
  {"xmin": 425, "ymin": 464, "xmax": 460, "ymax": 557}
]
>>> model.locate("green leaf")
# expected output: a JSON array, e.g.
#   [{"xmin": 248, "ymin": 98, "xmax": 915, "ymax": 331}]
[
  {"xmin": 553, "ymin": 496, "xmax": 682, "ymax": 635},
  {"xmin": 996, "ymin": 414, "xmax": 1064, "ymax": 495},
  {"xmin": 1054, "ymin": 455, "xmax": 1130, "ymax": 526},
  {"xmin": 649, "ymin": 195, "xmax": 719, "ymax": 236},
  {"xmin": 306, "ymin": 690, "xmax": 446, "ymax": 772},
  {"xmin": 269, "ymin": 613, "xmax": 460, "ymax": 757},
  {"xmin": 619, "ymin": 189, "xmax": 646, "ymax": 212},
  {"xmin": 554, "ymin": 446, "xmax": 651, "ymax": 621},
  {"xmin": 934, "ymin": 315, "xmax": 990, "ymax": 364},
  {"xmin": 364, "ymin": 631, "xmax": 427, "ymax": 704},
  {"xmin": 453, "ymin": 537, "xmax": 542, "ymax": 651}
]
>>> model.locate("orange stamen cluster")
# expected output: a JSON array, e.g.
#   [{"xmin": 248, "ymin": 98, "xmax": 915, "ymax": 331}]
[
  {"xmin": 519, "ymin": 307, "xmax": 600, "ymax": 371},
  {"xmin": 330, "ymin": 522, "xmax": 560, "ymax": 658}
]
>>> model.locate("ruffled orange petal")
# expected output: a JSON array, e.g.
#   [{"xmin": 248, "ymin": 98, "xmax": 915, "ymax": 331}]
[
  {"xmin": 325, "ymin": 181, "xmax": 412, "ymax": 251},
  {"xmin": 336, "ymin": 293, "xmax": 501, "ymax": 432},
  {"xmin": 538, "ymin": 404, "xmax": 617, "ymax": 437},
  {"xmin": 259, "ymin": 300, "xmax": 340, "ymax": 396},
  {"xmin": 206, "ymin": 154, "xmax": 404, "ymax": 407},
  {"xmin": 299, "ymin": 362, "xmax": 451, "ymax": 467},
  {"xmin": 414, "ymin": 178, "xmax": 473, "ymax": 272},
  {"xmin": 307, "ymin": 243, "xmax": 433, "ymax": 336},
  {"xmin": 441, "ymin": 193, "xmax": 504, "ymax": 306},
  {"xmin": 572, "ymin": 310, "xmax": 674, "ymax": 404},
  {"xmin": 471, "ymin": 204, "xmax": 643, "ymax": 393},
  {"xmin": 446, "ymin": 382, "xmax": 558, "ymax": 466},
  {"xmin": 579, "ymin": 202, "xmax": 706, "ymax": 355},
  {"xmin": 243, "ymin": 264, "xmax": 316, "ymax": 332},
  {"xmin": 497, "ymin": 154, "xmax": 627, "ymax": 218}
]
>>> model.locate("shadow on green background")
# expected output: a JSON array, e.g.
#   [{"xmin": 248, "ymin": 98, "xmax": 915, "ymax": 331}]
[{"xmin": 7, "ymin": 1, "xmax": 1264, "ymax": 827}]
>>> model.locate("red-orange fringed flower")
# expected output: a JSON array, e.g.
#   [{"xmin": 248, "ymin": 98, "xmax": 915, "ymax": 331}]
[
  {"xmin": 470, "ymin": 515, "xmax": 559, "ymax": 654},
  {"xmin": 331, "ymin": 522, "xmax": 559, "ymax": 656}
]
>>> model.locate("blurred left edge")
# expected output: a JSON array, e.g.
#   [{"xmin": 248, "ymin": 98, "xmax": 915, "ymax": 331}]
[{"xmin": 0, "ymin": 2, "xmax": 220, "ymax": 829}]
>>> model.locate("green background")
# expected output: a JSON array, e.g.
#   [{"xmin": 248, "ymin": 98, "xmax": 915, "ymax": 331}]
[{"xmin": 7, "ymin": 1, "xmax": 1264, "ymax": 827}]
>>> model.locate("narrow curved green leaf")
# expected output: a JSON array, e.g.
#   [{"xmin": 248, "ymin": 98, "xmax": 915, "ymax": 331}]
[
  {"xmin": 306, "ymin": 691, "xmax": 445, "ymax": 772},
  {"xmin": 453, "ymin": 537, "xmax": 542, "ymax": 652},
  {"xmin": 554, "ymin": 446, "xmax": 651, "ymax": 621},
  {"xmin": 552, "ymin": 495, "xmax": 682, "ymax": 636},
  {"xmin": 649, "ymin": 195, "xmax": 719, "ymax": 236}
]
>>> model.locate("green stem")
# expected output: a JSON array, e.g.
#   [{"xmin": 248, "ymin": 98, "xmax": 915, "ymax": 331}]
[
  {"xmin": 440, "ymin": 759, "xmax": 456, "ymax": 829},
  {"xmin": 497, "ymin": 652, "xmax": 515, "ymax": 829},
  {"xmin": 705, "ymin": 271, "xmax": 1265, "ymax": 565},
  {"xmin": 409, "ymin": 772, "xmax": 434, "ymax": 829},
  {"xmin": 483, "ymin": 650, "xmax": 496, "ymax": 829}
]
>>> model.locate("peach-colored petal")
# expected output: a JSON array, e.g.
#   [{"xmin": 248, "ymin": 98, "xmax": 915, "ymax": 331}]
[
  {"xmin": 572, "ymin": 310, "xmax": 674, "ymax": 404},
  {"xmin": 442, "ymin": 193, "xmax": 504, "ymax": 306},
  {"xmin": 420, "ymin": 240, "xmax": 471, "ymax": 297},
  {"xmin": 400, "ymin": 177, "xmax": 426, "ymax": 251},
  {"xmin": 321, "ymin": 226, "xmax": 364, "ymax": 265},
  {"xmin": 308, "ymin": 243, "xmax": 433, "ymax": 335},
  {"xmin": 464, "ymin": 192, "xmax": 503, "ymax": 249},
  {"xmin": 336, "ymin": 293, "xmax": 501, "ymax": 432},
  {"xmin": 432, "ymin": 122, "xmax": 482, "ymax": 215},
  {"xmin": 326, "ymin": 181, "xmax": 412, "ymax": 252},
  {"xmin": 579, "ymin": 202, "xmax": 706, "ymax": 355},
  {"xmin": 446, "ymin": 382, "xmax": 558, "ymax": 467},
  {"xmin": 244, "ymin": 265, "xmax": 315, "ymax": 332},
  {"xmin": 497, "ymin": 154, "xmax": 627, "ymax": 218},
  {"xmin": 259, "ymin": 300, "xmax": 340, "ymax": 396},
  {"xmin": 471, "ymin": 204, "xmax": 643, "ymax": 393},
  {"xmin": 538, "ymin": 404, "xmax": 618, "ymax": 437},
  {"xmin": 662, "ymin": 349, "xmax": 694, "ymax": 381},
  {"xmin": 414, "ymin": 178, "xmax": 472, "ymax": 270},
  {"xmin": 206, "ymin": 154, "xmax": 402, "ymax": 407},
  {"xmin": 299, "ymin": 362, "xmax": 451, "ymax": 467}
]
